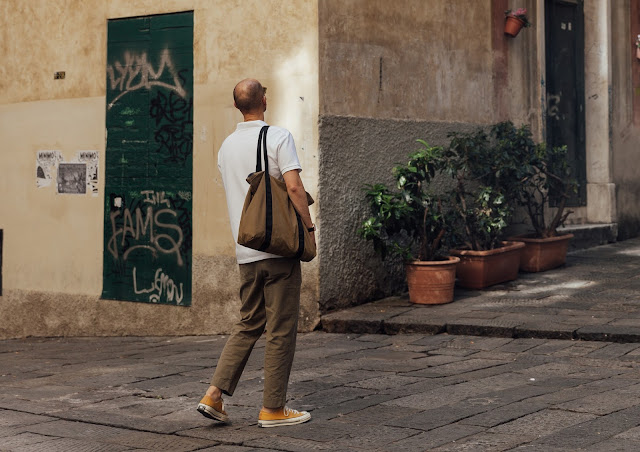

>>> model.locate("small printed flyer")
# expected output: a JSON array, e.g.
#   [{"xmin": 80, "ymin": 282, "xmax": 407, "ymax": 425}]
[
  {"xmin": 36, "ymin": 150, "xmax": 63, "ymax": 188},
  {"xmin": 77, "ymin": 151, "xmax": 100, "ymax": 197}
]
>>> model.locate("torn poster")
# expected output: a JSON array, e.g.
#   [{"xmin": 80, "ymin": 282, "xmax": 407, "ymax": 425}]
[
  {"xmin": 77, "ymin": 151, "xmax": 99, "ymax": 196},
  {"xmin": 36, "ymin": 150, "xmax": 63, "ymax": 188}
]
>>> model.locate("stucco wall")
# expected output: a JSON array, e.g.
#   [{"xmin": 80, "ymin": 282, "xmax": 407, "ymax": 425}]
[
  {"xmin": 0, "ymin": 0, "xmax": 320, "ymax": 338},
  {"xmin": 317, "ymin": 116, "xmax": 479, "ymax": 311},
  {"xmin": 611, "ymin": 0, "xmax": 640, "ymax": 240},
  {"xmin": 316, "ymin": 0, "xmax": 542, "ymax": 311},
  {"xmin": 318, "ymin": 0, "xmax": 540, "ymax": 126}
]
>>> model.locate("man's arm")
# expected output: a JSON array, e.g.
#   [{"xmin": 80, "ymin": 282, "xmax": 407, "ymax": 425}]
[{"xmin": 282, "ymin": 170, "xmax": 316, "ymax": 243}]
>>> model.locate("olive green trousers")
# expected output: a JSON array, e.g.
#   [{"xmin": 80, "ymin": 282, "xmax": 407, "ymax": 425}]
[{"xmin": 210, "ymin": 258, "xmax": 301, "ymax": 408}]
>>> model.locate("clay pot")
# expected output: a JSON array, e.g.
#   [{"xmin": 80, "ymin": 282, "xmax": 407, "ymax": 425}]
[
  {"xmin": 508, "ymin": 233, "xmax": 574, "ymax": 272},
  {"xmin": 405, "ymin": 256, "xmax": 460, "ymax": 304},
  {"xmin": 449, "ymin": 241, "xmax": 525, "ymax": 289},
  {"xmin": 504, "ymin": 16, "xmax": 525, "ymax": 37}
]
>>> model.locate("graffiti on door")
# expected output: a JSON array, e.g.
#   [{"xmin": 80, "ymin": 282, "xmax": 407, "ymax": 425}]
[{"xmin": 102, "ymin": 12, "xmax": 193, "ymax": 306}]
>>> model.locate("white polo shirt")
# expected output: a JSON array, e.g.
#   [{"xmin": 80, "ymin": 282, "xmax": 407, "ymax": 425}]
[{"xmin": 217, "ymin": 120, "xmax": 302, "ymax": 264}]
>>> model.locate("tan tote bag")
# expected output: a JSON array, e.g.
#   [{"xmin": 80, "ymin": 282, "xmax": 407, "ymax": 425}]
[{"xmin": 237, "ymin": 126, "xmax": 316, "ymax": 262}]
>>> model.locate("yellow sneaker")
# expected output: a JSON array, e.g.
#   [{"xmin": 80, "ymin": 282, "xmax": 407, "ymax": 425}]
[
  {"xmin": 197, "ymin": 395, "xmax": 229, "ymax": 423},
  {"xmin": 258, "ymin": 406, "xmax": 311, "ymax": 428}
]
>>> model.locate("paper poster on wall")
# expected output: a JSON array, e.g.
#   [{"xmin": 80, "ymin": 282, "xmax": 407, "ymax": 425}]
[
  {"xmin": 77, "ymin": 151, "xmax": 99, "ymax": 196},
  {"xmin": 57, "ymin": 163, "xmax": 87, "ymax": 194},
  {"xmin": 36, "ymin": 150, "xmax": 63, "ymax": 188}
]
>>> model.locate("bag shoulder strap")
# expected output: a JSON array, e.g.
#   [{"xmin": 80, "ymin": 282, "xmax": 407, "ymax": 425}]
[
  {"xmin": 255, "ymin": 125, "xmax": 270, "ymax": 173},
  {"xmin": 256, "ymin": 125, "xmax": 273, "ymax": 252}
]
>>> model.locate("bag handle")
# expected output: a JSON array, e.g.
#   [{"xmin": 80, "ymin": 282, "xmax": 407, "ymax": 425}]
[{"xmin": 256, "ymin": 125, "xmax": 270, "ymax": 173}]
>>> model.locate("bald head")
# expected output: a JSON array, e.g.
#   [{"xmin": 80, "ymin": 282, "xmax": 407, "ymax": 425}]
[{"xmin": 233, "ymin": 79, "xmax": 266, "ymax": 115}]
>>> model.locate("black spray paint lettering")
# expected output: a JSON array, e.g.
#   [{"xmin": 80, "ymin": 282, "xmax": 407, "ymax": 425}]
[
  {"xmin": 107, "ymin": 49, "xmax": 186, "ymax": 109},
  {"xmin": 78, "ymin": 151, "xmax": 98, "ymax": 160},
  {"xmin": 133, "ymin": 267, "xmax": 184, "ymax": 304},
  {"xmin": 38, "ymin": 151, "xmax": 59, "ymax": 159},
  {"xmin": 150, "ymin": 90, "xmax": 193, "ymax": 164}
]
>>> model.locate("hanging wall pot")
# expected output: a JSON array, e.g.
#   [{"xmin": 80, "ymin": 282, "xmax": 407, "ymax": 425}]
[
  {"xmin": 504, "ymin": 8, "xmax": 530, "ymax": 38},
  {"xmin": 504, "ymin": 16, "xmax": 526, "ymax": 37}
]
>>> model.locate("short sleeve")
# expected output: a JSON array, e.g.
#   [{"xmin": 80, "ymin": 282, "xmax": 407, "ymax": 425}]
[{"xmin": 276, "ymin": 130, "xmax": 302, "ymax": 175}]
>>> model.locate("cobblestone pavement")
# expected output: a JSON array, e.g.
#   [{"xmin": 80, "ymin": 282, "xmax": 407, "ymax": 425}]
[
  {"xmin": 3, "ymin": 332, "xmax": 640, "ymax": 451},
  {"xmin": 323, "ymin": 238, "xmax": 640, "ymax": 342}
]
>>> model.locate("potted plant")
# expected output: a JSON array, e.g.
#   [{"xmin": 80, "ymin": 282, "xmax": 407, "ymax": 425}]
[
  {"xmin": 504, "ymin": 123, "xmax": 578, "ymax": 272},
  {"xmin": 442, "ymin": 127, "xmax": 525, "ymax": 289},
  {"xmin": 504, "ymin": 8, "xmax": 531, "ymax": 37},
  {"xmin": 359, "ymin": 141, "xmax": 459, "ymax": 304}
]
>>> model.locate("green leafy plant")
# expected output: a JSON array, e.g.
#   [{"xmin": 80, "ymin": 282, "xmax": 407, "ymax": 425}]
[
  {"xmin": 358, "ymin": 142, "xmax": 453, "ymax": 261},
  {"xmin": 360, "ymin": 121, "xmax": 572, "ymax": 257},
  {"xmin": 442, "ymin": 126, "xmax": 520, "ymax": 251},
  {"xmin": 485, "ymin": 121, "xmax": 538, "ymax": 202},
  {"xmin": 479, "ymin": 121, "xmax": 577, "ymax": 238},
  {"xmin": 518, "ymin": 142, "xmax": 578, "ymax": 237}
]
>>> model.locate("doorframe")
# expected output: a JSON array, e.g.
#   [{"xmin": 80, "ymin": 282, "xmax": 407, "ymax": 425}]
[
  {"xmin": 538, "ymin": 0, "xmax": 617, "ymax": 224},
  {"xmin": 543, "ymin": 0, "xmax": 587, "ymax": 207}
]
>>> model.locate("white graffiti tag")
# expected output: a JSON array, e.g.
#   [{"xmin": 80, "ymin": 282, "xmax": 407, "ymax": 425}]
[
  {"xmin": 107, "ymin": 190, "xmax": 186, "ymax": 266},
  {"xmin": 547, "ymin": 93, "xmax": 562, "ymax": 120},
  {"xmin": 133, "ymin": 267, "xmax": 184, "ymax": 304},
  {"xmin": 107, "ymin": 49, "xmax": 186, "ymax": 109},
  {"xmin": 142, "ymin": 189, "xmax": 171, "ymax": 207},
  {"xmin": 107, "ymin": 205, "xmax": 184, "ymax": 266}
]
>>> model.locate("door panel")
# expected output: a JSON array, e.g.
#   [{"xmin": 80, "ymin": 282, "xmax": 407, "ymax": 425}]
[
  {"xmin": 102, "ymin": 12, "xmax": 193, "ymax": 306},
  {"xmin": 545, "ymin": 0, "xmax": 586, "ymax": 206}
]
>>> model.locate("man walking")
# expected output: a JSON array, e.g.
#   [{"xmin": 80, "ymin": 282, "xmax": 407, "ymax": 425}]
[{"xmin": 197, "ymin": 79, "xmax": 314, "ymax": 427}]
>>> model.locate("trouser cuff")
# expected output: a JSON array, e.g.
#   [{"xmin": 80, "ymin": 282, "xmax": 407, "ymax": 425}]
[{"xmin": 211, "ymin": 377, "xmax": 235, "ymax": 397}]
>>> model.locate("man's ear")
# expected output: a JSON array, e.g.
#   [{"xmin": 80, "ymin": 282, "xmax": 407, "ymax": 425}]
[{"xmin": 262, "ymin": 96, "xmax": 267, "ymax": 112}]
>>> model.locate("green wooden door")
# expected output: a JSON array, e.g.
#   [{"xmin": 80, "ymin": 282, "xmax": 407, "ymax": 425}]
[{"xmin": 103, "ymin": 12, "xmax": 193, "ymax": 306}]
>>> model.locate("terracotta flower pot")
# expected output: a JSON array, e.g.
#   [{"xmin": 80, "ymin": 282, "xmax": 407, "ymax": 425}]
[
  {"xmin": 504, "ymin": 16, "xmax": 525, "ymax": 37},
  {"xmin": 508, "ymin": 233, "xmax": 574, "ymax": 272},
  {"xmin": 405, "ymin": 256, "xmax": 460, "ymax": 305},
  {"xmin": 450, "ymin": 241, "xmax": 525, "ymax": 289}
]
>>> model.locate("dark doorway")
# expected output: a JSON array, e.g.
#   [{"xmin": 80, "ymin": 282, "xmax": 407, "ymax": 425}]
[{"xmin": 545, "ymin": 0, "xmax": 586, "ymax": 206}]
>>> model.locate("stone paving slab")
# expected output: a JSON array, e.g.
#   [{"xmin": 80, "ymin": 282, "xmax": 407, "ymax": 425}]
[
  {"xmin": 4, "ymin": 333, "xmax": 640, "ymax": 450},
  {"xmin": 322, "ymin": 238, "xmax": 640, "ymax": 343}
]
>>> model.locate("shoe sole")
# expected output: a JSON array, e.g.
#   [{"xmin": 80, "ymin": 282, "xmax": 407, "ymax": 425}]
[
  {"xmin": 197, "ymin": 403, "xmax": 229, "ymax": 423},
  {"xmin": 258, "ymin": 412, "xmax": 311, "ymax": 428}
]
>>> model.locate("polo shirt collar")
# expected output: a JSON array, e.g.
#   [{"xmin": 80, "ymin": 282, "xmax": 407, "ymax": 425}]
[{"xmin": 236, "ymin": 120, "xmax": 267, "ymax": 130}]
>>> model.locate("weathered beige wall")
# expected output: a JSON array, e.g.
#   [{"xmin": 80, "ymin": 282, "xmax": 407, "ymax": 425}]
[
  {"xmin": 611, "ymin": 0, "xmax": 640, "ymax": 240},
  {"xmin": 319, "ymin": 0, "xmax": 540, "ymax": 126},
  {"xmin": 0, "ymin": 0, "xmax": 320, "ymax": 338},
  {"xmin": 316, "ymin": 0, "xmax": 543, "ymax": 311}
]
